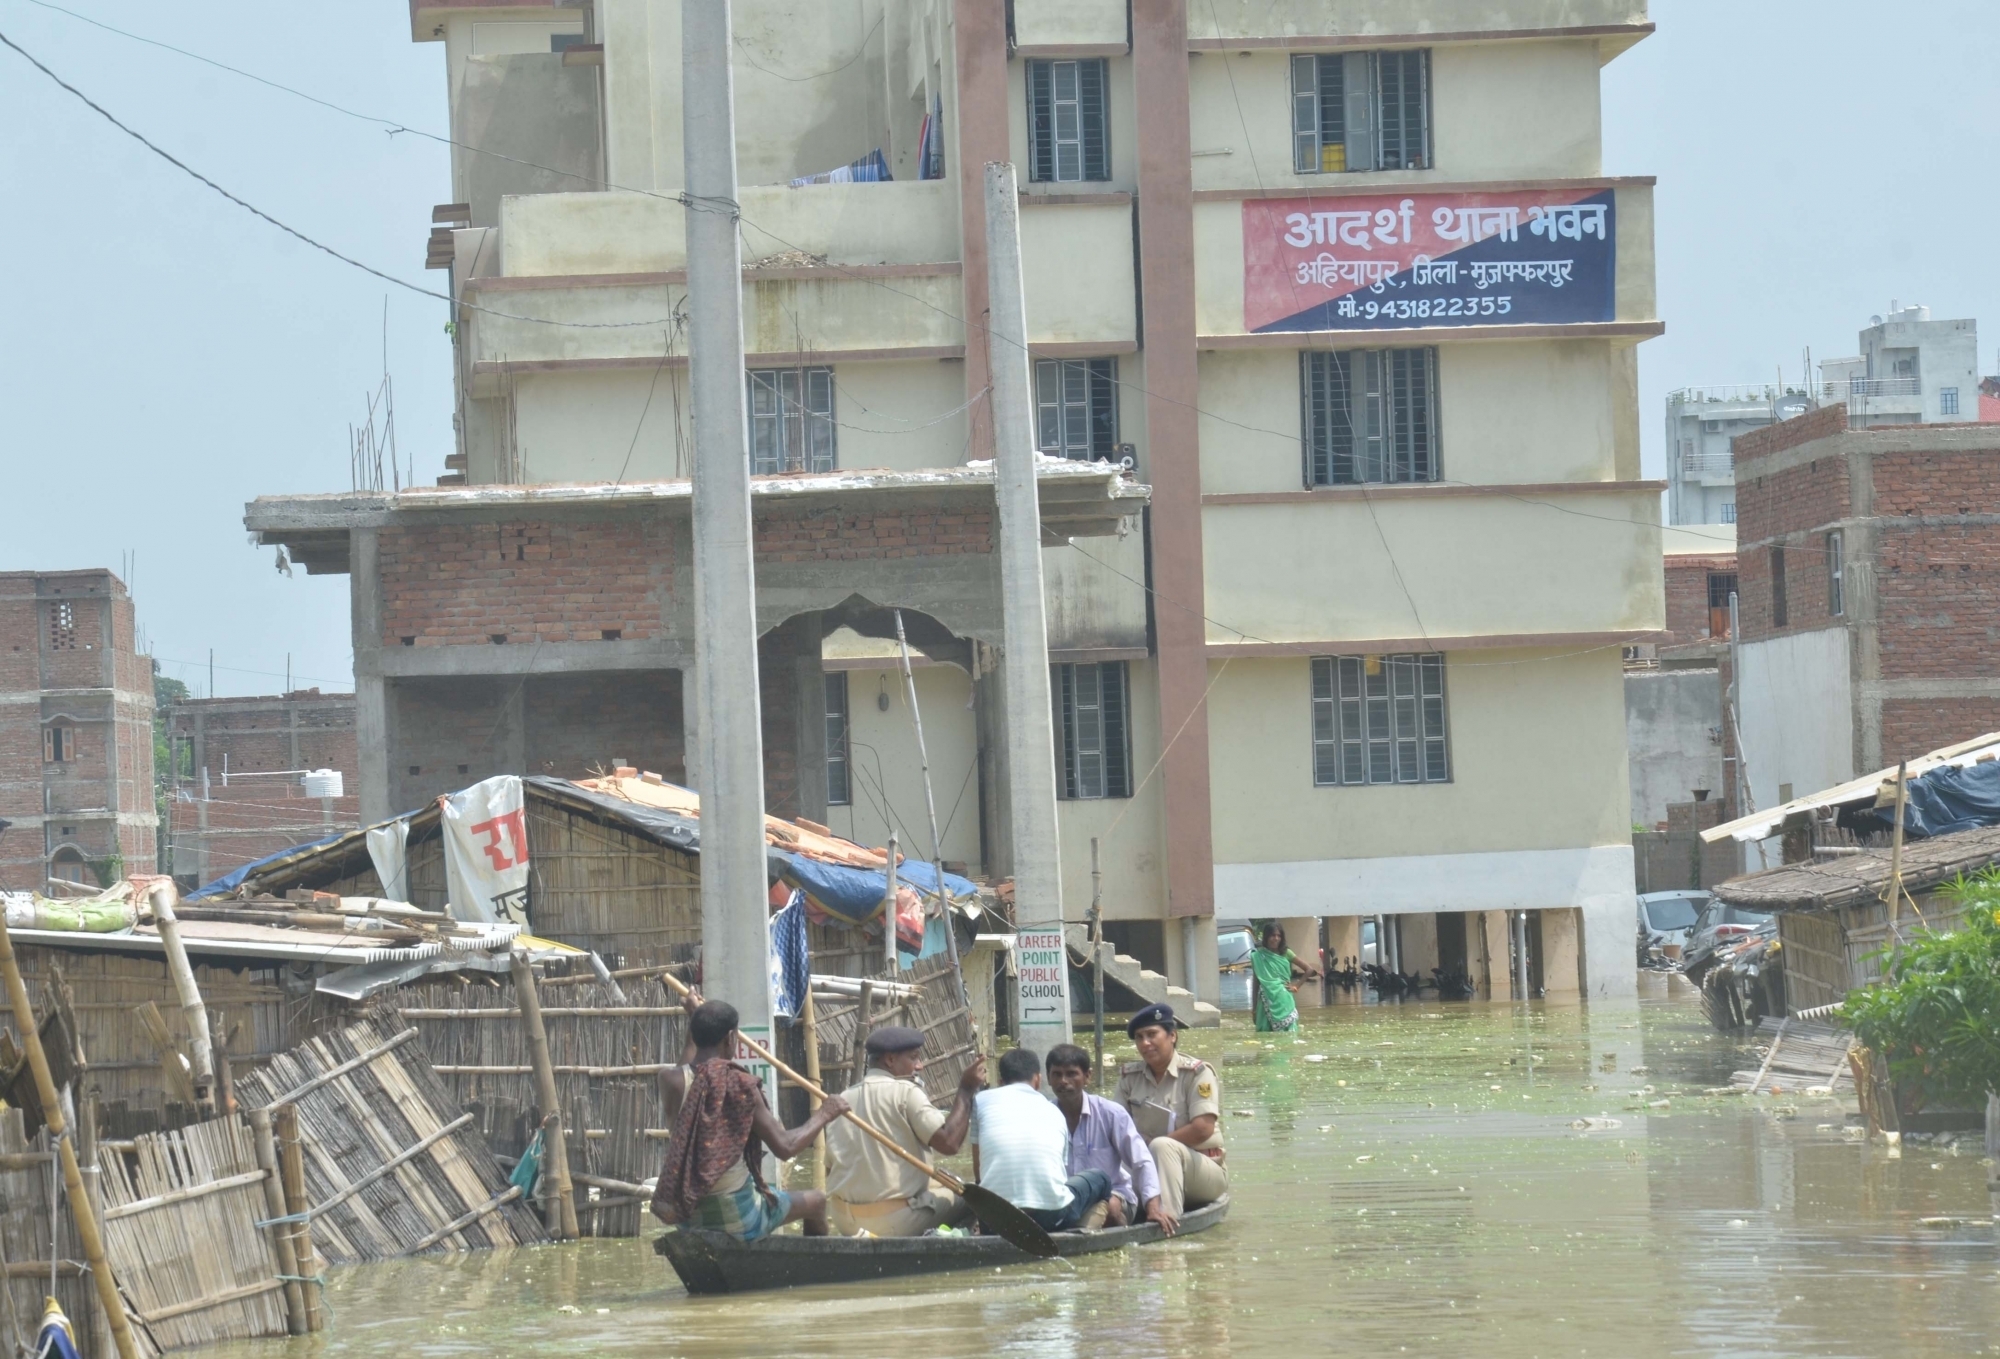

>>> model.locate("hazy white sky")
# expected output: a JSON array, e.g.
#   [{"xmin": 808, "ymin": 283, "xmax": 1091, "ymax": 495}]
[{"xmin": 3, "ymin": 0, "xmax": 1995, "ymax": 697}]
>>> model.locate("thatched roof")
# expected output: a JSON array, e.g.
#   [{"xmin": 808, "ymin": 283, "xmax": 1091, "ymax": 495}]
[{"xmin": 1712, "ymin": 823, "xmax": 2000, "ymax": 913}]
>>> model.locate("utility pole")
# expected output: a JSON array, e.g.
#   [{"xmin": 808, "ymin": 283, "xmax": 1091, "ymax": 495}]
[
  {"xmin": 983, "ymin": 160, "xmax": 1070, "ymax": 1054},
  {"xmin": 682, "ymin": 0, "xmax": 774, "ymax": 1065}
]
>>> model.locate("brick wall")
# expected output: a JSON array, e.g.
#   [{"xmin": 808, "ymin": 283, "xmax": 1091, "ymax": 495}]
[
  {"xmin": 753, "ymin": 505, "xmax": 994, "ymax": 564},
  {"xmin": 1734, "ymin": 447, "xmax": 1851, "ymax": 643},
  {"xmin": 1882, "ymin": 699, "xmax": 2000, "ymax": 767},
  {"xmin": 1661, "ymin": 553, "xmax": 1737, "ymax": 646},
  {"xmin": 378, "ymin": 519, "xmax": 675, "ymax": 647},
  {"xmin": 524, "ymin": 673, "xmax": 684, "ymax": 782},
  {"xmin": 1732, "ymin": 401, "xmax": 1847, "ymax": 465},
  {"xmin": 167, "ymin": 693, "xmax": 358, "ymax": 779}
]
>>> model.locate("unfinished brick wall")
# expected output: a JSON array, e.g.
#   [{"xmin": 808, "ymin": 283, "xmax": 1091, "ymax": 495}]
[
  {"xmin": 1734, "ymin": 448, "xmax": 1851, "ymax": 643},
  {"xmin": 1882, "ymin": 699, "xmax": 2000, "ymax": 766},
  {"xmin": 378, "ymin": 519, "xmax": 675, "ymax": 646},
  {"xmin": 524, "ymin": 673, "xmax": 684, "ymax": 782},
  {"xmin": 1732, "ymin": 401, "xmax": 1847, "ymax": 466},
  {"xmin": 753, "ymin": 505, "xmax": 994, "ymax": 563},
  {"xmin": 1661, "ymin": 554, "xmax": 1736, "ymax": 645}
]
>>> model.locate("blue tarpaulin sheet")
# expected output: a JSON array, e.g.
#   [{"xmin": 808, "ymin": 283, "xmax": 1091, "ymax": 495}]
[
  {"xmin": 776, "ymin": 854, "xmax": 976, "ymax": 926},
  {"xmin": 1841, "ymin": 758, "xmax": 2000, "ymax": 839}
]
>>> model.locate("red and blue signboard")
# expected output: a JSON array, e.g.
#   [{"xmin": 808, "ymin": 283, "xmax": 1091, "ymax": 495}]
[{"xmin": 1243, "ymin": 188, "xmax": 1615, "ymax": 333}]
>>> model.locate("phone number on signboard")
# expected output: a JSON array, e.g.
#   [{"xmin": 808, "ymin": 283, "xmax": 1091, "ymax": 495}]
[{"xmin": 1336, "ymin": 294, "xmax": 1513, "ymax": 321}]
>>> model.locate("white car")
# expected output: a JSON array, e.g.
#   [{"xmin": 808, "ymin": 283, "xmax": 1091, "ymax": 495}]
[{"xmin": 1637, "ymin": 889, "xmax": 1708, "ymax": 959}]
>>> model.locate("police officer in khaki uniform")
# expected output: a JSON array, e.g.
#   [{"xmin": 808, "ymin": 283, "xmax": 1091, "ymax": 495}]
[
  {"xmin": 822, "ymin": 1026, "xmax": 983, "ymax": 1236},
  {"xmin": 1113, "ymin": 1004, "xmax": 1225, "ymax": 1218}
]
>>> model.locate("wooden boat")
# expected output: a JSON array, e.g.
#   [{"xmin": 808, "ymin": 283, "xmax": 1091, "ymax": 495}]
[{"xmin": 657, "ymin": 1194, "xmax": 1231, "ymax": 1295}]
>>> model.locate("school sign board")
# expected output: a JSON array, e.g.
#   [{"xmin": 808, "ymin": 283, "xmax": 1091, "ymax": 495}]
[
  {"xmin": 1013, "ymin": 928, "xmax": 1073, "ymax": 1051},
  {"xmin": 1243, "ymin": 188, "xmax": 1615, "ymax": 333}
]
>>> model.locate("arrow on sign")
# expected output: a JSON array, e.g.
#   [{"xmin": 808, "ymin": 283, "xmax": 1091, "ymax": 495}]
[{"xmin": 1025, "ymin": 1005, "xmax": 1060, "ymax": 1017}]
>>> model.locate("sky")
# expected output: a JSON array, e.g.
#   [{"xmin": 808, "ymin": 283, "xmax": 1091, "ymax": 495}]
[{"xmin": 2, "ymin": 0, "xmax": 1996, "ymax": 698}]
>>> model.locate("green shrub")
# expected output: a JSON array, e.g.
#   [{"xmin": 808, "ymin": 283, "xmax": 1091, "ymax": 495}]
[{"xmin": 1843, "ymin": 868, "xmax": 2000, "ymax": 1111}]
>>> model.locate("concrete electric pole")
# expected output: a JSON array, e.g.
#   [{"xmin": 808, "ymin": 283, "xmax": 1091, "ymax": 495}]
[
  {"xmin": 682, "ymin": 0, "xmax": 774, "ymax": 1057},
  {"xmin": 982, "ymin": 160, "xmax": 1071, "ymax": 1053}
]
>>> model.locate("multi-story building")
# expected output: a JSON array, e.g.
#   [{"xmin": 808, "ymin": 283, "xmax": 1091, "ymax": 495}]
[
  {"xmin": 0, "ymin": 571, "xmax": 156, "ymax": 892},
  {"xmin": 163, "ymin": 690, "xmax": 360, "ymax": 887},
  {"xmin": 1626, "ymin": 525, "xmax": 1734, "ymax": 829},
  {"xmin": 1732, "ymin": 402, "xmax": 2000, "ymax": 817},
  {"xmin": 251, "ymin": 0, "xmax": 1664, "ymax": 1000},
  {"xmin": 1666, "ymin": 305, "xmax": 1981, "ymax": 528}
]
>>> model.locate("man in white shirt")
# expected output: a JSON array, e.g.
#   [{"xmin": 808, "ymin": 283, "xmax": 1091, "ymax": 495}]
[{"xmin": 968, "ymin": 1047, "xmax": 1112, "ymax": 1232}]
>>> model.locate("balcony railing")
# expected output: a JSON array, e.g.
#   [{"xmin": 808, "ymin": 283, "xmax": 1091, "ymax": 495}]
[
  {"xmin": 1824, "ymin": 376, "xmax": 1921, "ymax": 399},
  {"xmin": 1680, "ymin": 451, "xmax": 1735, "ymax": 481},
  {"xmin": 1668, "ymin": 383, "xmax": 1814, "ymax": 406}
]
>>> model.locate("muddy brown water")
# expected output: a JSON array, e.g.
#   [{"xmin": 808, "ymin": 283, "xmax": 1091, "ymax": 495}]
[{"xmin": 212, "ymin": 978, "xmax": 2000, "ymax": 1357}]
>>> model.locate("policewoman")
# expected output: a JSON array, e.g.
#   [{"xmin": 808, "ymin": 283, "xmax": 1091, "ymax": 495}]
[{"xmin": 1112, "ymin": 1004, "xmax": 1225, "ymax": 1218}]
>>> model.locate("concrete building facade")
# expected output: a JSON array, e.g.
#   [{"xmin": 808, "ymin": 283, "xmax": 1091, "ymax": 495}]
[
  {"xmin": 1732, "ymin": 402, "xmax": 2000, "ymax": 819},
  {"xmin": 163, "ymin": 690, "xmax": 361, "ymax": 887},
  {"xmin": 254, "ymin": 0, "xmax": 1667, "ymax": 1001},
  {"xmin": 0, "ymin": 571, "xmax": 156, "ymax": 892}
]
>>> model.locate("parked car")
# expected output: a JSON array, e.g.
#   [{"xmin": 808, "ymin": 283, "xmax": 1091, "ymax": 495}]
[
  {"xmin": 1217, "ymin": 928, "xmax": 1253, "ymax": 1011},
  {"xmin": 1681, "ymin": 898, "xmax": 1775, "ymax": 983},
  {"xmin": 1636, "ymin": 889, "xmax": 1708, "ymax": 960}
]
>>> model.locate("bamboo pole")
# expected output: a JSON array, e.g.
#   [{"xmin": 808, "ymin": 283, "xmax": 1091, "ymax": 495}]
[
  {"xmin": 1090, "ymin": 837, "xmax": 1105, "ymax": 1091},
  {"xmin": 882, "ymin": 833, "xmax": 900, "ymax": 973},
  {"xmin": 247, "ymin": 1107, "xmax": 307, "ymax": 1336},
  {"xmin": 0, "ymin": 916, "xmax": 140, "ymax": 1359},
  {"xmin": 851, "ymin": 979, "xmax": 874, "ymax": 1088},
  {"xmin": 510, "ymin": 952, "xmax": 578, "ymax": 1240},
  {"xmin": 1885, "ymin": 761, "xmax": 1909, "ymax": 970},
  {"xmin": 801, "ymin": 984, "xmax": 826, "ymax": 1191},
  {"xmin": 148, "ymin": 881, "xmax": 217, "ymax": 1118},
  {"xmin": 273, "ymin": 1104, "xmax": 323, "ymax": 1332}
]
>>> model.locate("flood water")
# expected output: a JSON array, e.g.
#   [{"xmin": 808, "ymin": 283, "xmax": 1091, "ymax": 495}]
[{"xmin": 215, "ymin": 978, "xmax": 2000, "ymax": 1358}]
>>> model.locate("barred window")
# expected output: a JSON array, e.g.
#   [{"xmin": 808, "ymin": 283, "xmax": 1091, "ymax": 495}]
[
  {"xmin": 1826, "ymin": 531, "xmax": 1844, "ymax": 617},
  {"xmin": 1291, "ymin": 50, "xmax": 1430, "ymax": 174},
  {"xmin": 747, "ymin": 367, "xmax": 835, "ymax": 475},
  {"xmin": 1035, "ymin": 358, "xmax": 1119, "ymax": 461},
  {"xmin": 1311, "ymin": 654, "xmax": 1450, "ymax": 787},
  {"xmin": 824, "ymin": 672, "xmax": 852, "ymax": 807},
  {"xmin": 1054, "ymin": 662, "xmax": 1132, "ymax": 799},
  {"xmin": 1302, "ymin": 349, "xmax": 1439, "ymax": 485},
  {"xmin": 1028, "ymin": 59, "xmax": 1109, "ymax": 183}
]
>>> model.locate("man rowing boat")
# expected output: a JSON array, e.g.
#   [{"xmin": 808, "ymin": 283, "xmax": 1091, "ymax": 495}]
[
  {"xmin": 823, "ymin": 1025, "xmax": 983, "ymax": 1236},
  {"xmin": 651, "ymin": 999, "xmax": 849, "ymax": 1240}
]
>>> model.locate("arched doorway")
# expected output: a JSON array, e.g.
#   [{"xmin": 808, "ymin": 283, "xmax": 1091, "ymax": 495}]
[{"xmin": 48, "ymin": 847, "xmax": 89, "ymax": 885}]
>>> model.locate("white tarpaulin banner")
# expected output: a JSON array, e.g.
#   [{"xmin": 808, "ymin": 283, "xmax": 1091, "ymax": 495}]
[
  {"xmin": 365, "ymin": 818, "xmax": 411, "ymax": 902},
  {"xmin": 439, "ymin": 775, "xmax": 531, "ymax": 925}
]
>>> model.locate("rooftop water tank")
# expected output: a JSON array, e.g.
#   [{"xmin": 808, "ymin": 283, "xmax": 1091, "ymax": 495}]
[{"xmin": 304, "ymin": 769, "xmax": 344, "ymax": 799}]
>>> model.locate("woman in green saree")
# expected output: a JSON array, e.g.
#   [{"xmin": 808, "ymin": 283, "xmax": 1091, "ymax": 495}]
[{"xmin": 1251, "ymin": 924, "xmax": 1317, "ymax": 1032}]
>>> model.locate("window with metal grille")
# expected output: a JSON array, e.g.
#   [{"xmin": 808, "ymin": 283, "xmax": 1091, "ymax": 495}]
[
  {"xmin": 48, "ymin": 601, "xmax": 76, "ymax": 651},
  {"xmin": 1940, "ymin": 387, "xmax": 1959, "ymax": 415},
  {"xmin": 747, "ymin": 367, "xmax": 836, "ymax": 474},
  {"xmin": 1311, "ymin": 654, "xmax": 1450, "ymax": 787},
  {"xmin": 1706, "ymin": 571, "xmax": 1738, "ymax": 638},
  {"xmin": 1301, "ymin": 349, "xmax": 1439, "ymax": 485},
  {"xmin": 1771, "ymin": 545, "xmax": 1788, "ymax": 627},
  {"xmin": 1027, "ymin": 59, "xmax": 1109, "ymax": 183},
  {"xmin": 824, "ymin": 672, "xmax": 852, "ymax": 807},
  {"xmin": 1035, "ymin": 358, "xmax": 1119, "ymax": 460},
  {"xmin": 1826, "ymin": 530, "xmax": 1844, "ymax": 617},
  {"xmin": 1053, "ymin": 662, "xmax": 1132, "ymax": 799},
  {"xmin": 1290, "ymin": 50, "xmax": 1430, "ymax": 174},
  {"xmin": 1720, "ymin": 501, "xmax": 1736, "ymax": 524}
]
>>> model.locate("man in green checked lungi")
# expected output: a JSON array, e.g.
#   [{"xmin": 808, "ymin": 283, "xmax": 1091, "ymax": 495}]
[{"xmin": 650, "ymin": 999, "xmax": 849, "ymax": 1239}]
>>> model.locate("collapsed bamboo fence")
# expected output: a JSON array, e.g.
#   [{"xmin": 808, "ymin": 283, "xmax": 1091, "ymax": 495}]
[
  {"xmin": 811, "ymin": 954, "xmax": 979, "ymax": 1105},
  {"xmin": 97, "ymin": 1117, "xmax": 289, "ymax": 1352},
  {"xmin": 233, "ymin": 1021, "xmax": 545, "ymax": 1263}
]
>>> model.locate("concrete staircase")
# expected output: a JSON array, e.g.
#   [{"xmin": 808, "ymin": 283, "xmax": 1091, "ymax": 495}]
[{"xmin": 1065, "ymin": 925, "xmax": 1222, "ymax": 1028}]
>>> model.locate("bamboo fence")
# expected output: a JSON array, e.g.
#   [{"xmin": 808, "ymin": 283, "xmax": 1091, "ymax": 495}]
[
  {"xmin": 811, "ymin": 954, "xmax": 978, "ymax": 1106},
  {"xmin": 233, "ymin": 1021, "xmax": 545, "ymax": 1263},
  {"xmin": 97, "ymin": 1116, "xmax": 289, "ymax": 1352}
]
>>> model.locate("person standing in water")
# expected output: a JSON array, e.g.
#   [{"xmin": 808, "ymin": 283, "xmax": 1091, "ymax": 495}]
[{"xmin": 1251, "ymin": 923, "xmax": 1317, "ymax": 1033}]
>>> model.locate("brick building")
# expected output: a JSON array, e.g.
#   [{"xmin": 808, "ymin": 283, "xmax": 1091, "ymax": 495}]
[
  {"xmin": 1732, "ymin": 402, "xmax": 2000, "ymax": 815},
  {"xmin": 0, "ymin": 570, "xmax": 156, "ymax": 891},
  {"xmin": 163, "ymin": 689, "xmax": 360, "ymax": 887}
]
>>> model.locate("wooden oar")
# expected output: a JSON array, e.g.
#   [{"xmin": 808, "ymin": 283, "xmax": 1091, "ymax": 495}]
[{"xmin": 652, "ymin": 967, "xmax": 1059, "ymax": 1259}]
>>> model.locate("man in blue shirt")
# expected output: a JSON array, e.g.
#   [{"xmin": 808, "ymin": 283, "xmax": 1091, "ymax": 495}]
[
  {"xmin": 969, "ymin": 1047, "xmax": 1112, "ymax": 1232},
  {"xmin": 1045, "ymin": 1044, "xmax": 1174, "ymax": 1235}
]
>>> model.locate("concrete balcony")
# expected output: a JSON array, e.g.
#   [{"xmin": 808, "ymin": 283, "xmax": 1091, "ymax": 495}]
[
  {"xmin": 1199, "ymin": 481, "xmax": 1664, "ymax": 652},
  {"xmin": 1186, "ymin": 0, "xmax": 1650, "ymax": 48}
]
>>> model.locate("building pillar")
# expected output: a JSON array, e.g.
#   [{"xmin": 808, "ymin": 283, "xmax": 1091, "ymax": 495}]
[
  {"xmin": 350, "ymin": 528, "xmax": 392, "ymax": 826},
  {"xmin": 1133, "ymin": 0, "xmax": 1215, "ymax": 975},
  {"xmin": 1481, "ymin": 910, "xmax": 1514, "ymax": 1001},
  {"xmin": 1542, "ymin": 907, "xmax": 1583, "ymax": 997},
  {"xmin": 950, "ymin": 0, "xmax": 1008, "ymax": 462},
  {"xmin": 1400, "ymin": 912, "xmax": 1440, "ymax": 980}
]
